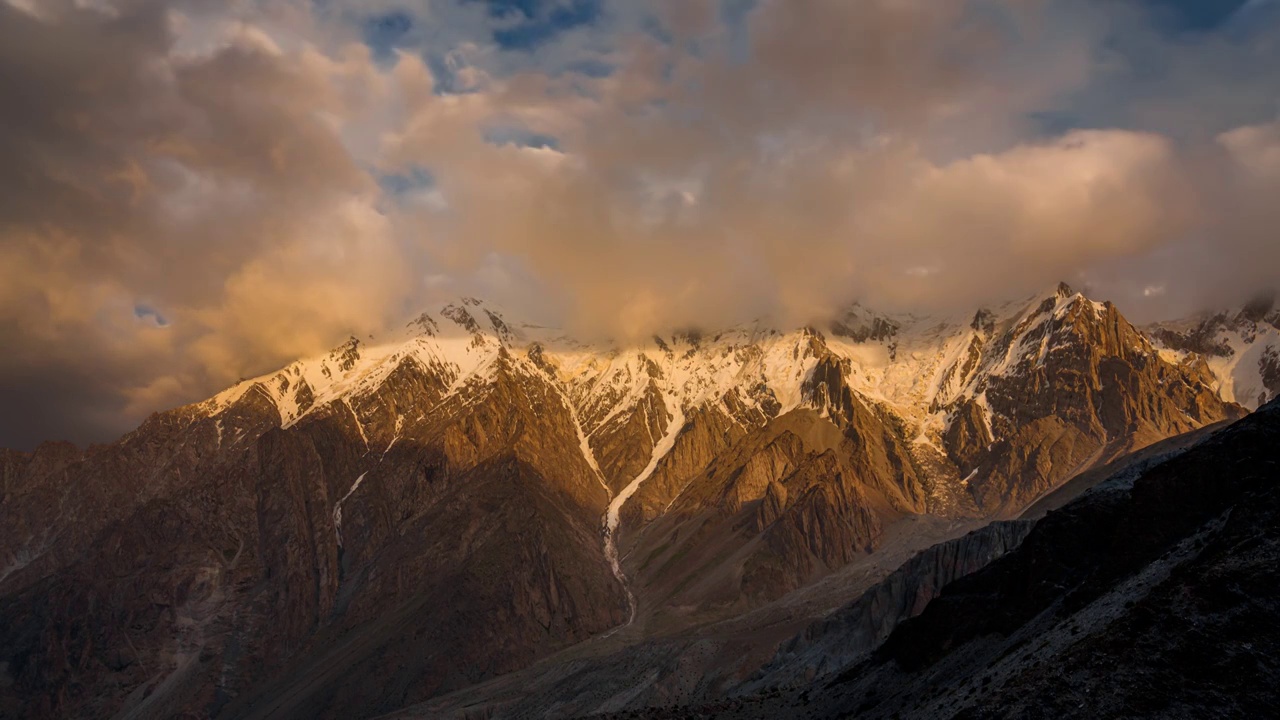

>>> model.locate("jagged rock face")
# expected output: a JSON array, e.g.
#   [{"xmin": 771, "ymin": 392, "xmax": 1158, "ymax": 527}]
[
  {"xmin": 624, "ymin": 401, "xmax": 925, "ymax": 610},
  {"xmin": 0, "ymin": 343, "xmax": 622, "ymax": 719},
  {"xmin": 1, "ymin": 387, "xmax": 281, "ymax": 599},
  {"xmin": 740, "ymin": 451, "xmax": 884, "ymax": 599},
  {"xmin": 1263, "ymin": 346, "xmax": 1280, "ymax": 399},
  {"xmin": 619, "ymin": 402, "xmax": 746, "ymax": 532},
  {"xmin": 0, "ymin": 500, "xmax": 249, "ymax": 719},
  {"xmin": 0, "ymin": 290, "xmax": 1255, "ymax": 719},
  {"xmin": 1149, "ymin": 295, "xmax": 1280, "ymax": 408},
  {"xmin": 947, "ymin": 297, "xmax": 1242, "ymax": 516},
  {"xmin": 723, "ymin": 431, "xmax": 807, "ymax": 515},
  {"xmin": 0, "ymin": 402, "xmax": 279, "ymax": 719},
  {"xmin": 580, "ymin": 401, "xmax": 1280, "ymax": 720},
  {"xmin": 942, "ymin": 398, "xmax": 992, "ymax": 472},
  {"xmin": 220, "ymin": 457, "xmax": 625, "ymax": 720},
  {"xmin": 254, "ymin": 429, "xmax": 341, "ymax": 656},
  {"xmin": 1152, "ymin": 315, "xmax": 1237, "ymax": 357},
  {"xmin": 800, "ymin": 353, "xmax": 929, "ymax": 514},
  {"xmin": 831, "ymin": 313, "xmax": 900, "ymax": 344},
  {"xmin": 588, "ymin": 375, "xmax": 669, "ymax": 495}
]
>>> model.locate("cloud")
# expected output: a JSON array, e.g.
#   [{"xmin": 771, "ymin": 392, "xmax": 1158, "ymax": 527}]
[
  {"xmin": 0, "ymin": 0, "xmax": 1279, "ymax": 447},
  {"xmin": 0, "ymin": 0, "xmax": 408, "ymax": 447}
]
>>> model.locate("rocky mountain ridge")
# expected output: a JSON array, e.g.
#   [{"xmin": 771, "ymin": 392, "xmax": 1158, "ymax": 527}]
[
  {"xmin": 0, "ymin": 285, "xmax": 1261, "ymax": 719},
  {"xmin": 1148, "ymin": 292, "xmax": 1280, "ymax": 408}
]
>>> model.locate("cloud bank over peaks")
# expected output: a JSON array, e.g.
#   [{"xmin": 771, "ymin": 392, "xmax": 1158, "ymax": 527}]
[{"xmin": 0, "ymin": 0, "xmax": 1278, "ymax": 447}]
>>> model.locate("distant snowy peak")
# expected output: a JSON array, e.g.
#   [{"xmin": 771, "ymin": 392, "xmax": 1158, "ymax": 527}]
[
  {"xmin": 819, "ymin": 285, "xmax": 1122, "ymax": 412},
  {"xmin": 404, "ymin": 297, "xmax": 528, "ymax": 342},
  {"xmin": 209, "ymin": 297, "xmax": 521, "ymax": 426},
  {"xmin": 1149, "ymin": 294, "xmax": 1280, "ymax": 409},
  {"xmin": 202, "ymin": 285, "xmax": 1255, "ymax": 438},
  {"xmin": 203, "ymin": 293, "xmax": 840, "ymax": 434},
  {"xmin": 830, "ymin": 304, "xmax": 902, "ymax": 346}
]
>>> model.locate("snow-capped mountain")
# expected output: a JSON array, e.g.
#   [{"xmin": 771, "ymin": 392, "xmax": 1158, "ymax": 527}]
[
  {"xmin": 209, "ymin": 282, "xmax": 1233, "ymax": 477},
  {"xmin": 0, "ymin": 285, "xmax": 1253, "ymax": 719},
  {"xmin": 1149, "ymin": 294, "xmax": 1280, "ymax": 409},
  {"xmin": 202, "ymin": 282, "xmax": 1239, "ymax": 521}
]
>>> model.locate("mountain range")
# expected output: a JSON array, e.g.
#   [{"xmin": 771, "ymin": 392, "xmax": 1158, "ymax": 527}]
[{"xmin": 2, "ymin": 284, "xmax": 1278, "ymax": 719}]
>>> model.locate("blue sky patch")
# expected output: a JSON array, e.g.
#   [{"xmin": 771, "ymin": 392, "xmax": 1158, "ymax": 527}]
[
  {"xmin": 481, "ymin": 0, "xmax": 604, "ymax": 50},
  {"xmin": 483, "ymin": 126, "xmax": 561, "ymax": 150},
  {"xmin": 362, "ymin": 10, "xmax": 415, "ymax": 63},
  {"xmin": 377, "ymin": 165, "xmax": 437, "ymax": 196},
  {"xmin": 480, "ymin": 0, "xmax": 543, "ymax": 18},
  {"xmin": 134, "ymin": 305, "xmax": 169, "ymax": 328},
  {"xmin": 1142, "ymin": 0, "xmax": 1252, "ymax": 32},
  {"xmin": 564, "ymin": 58, "xmax": 615, "ymax": 78},
  {"xmin": 720, "ymin": 0, "xmax": 758, "ymax": 63},
  {"xmin": 1027, "ymin": 110, "xmax": 1090, "ymax": 136}
]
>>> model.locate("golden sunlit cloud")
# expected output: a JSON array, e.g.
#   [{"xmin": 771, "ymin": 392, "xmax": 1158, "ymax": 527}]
[{"xmin": 1, "ymin": 0, "xmax": 1278, "ymax": 447}]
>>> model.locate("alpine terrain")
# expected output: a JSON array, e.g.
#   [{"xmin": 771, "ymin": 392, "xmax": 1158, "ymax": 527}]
[{"xmin": 3, "ymin": 285, "xmax": 1278, "ymax": 719}]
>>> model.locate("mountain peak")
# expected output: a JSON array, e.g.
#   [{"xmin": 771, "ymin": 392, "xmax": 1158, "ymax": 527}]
[
  {"xmin": 1240, "ymin": 290, "xmax": 1276, "ymax": 324},
  {"xmin": 1149, "ymin": 295, "xmax": 1280, "ymax": 409}
]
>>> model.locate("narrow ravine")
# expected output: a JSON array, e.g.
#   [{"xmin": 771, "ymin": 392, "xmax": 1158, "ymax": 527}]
[{"xmin": 602, "ymin": 398, "xmax": 686, "ymax": 627}]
